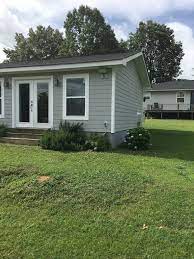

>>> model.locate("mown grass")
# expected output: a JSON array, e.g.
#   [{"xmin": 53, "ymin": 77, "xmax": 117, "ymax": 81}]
[{"xmin": 0, "ymin": 119, "xmax": 194, "ymax": 258}]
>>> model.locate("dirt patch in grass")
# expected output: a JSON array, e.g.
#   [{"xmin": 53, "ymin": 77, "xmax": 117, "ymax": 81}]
[{"xmin": 37, "ymin": 176, "xmax": 51, "ymax": 183}]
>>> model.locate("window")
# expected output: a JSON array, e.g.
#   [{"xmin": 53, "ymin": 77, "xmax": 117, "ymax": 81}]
[
  {"xmin": 177, "ymin": 91, "xmax": 184, "ymax": 103},
  {"xmin": 63, "ymin": 74, "xmax": 89, "ymax": 120},
  {"xmin": 0, "ymin": 79, "xmax": 4, "ymax": 118}
]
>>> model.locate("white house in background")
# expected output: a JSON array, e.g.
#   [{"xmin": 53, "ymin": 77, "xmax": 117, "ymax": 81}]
[{"xmin": 144, "ymin": 80, "xmax": 194, "ymax": 112}]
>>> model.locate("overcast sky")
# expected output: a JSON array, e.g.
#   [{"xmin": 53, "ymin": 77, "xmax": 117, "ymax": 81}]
[{"xmin": 1, "ymin": 0, "xmax": 194, "ymax": 79}]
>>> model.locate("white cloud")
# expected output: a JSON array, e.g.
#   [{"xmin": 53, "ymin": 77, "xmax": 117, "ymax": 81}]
[
  {"xmin": 167, "ymin": 22, "xmax": 194, "ymax": 79},
  {"xmin": 0, "ymin": 0, "xmax": 194, "ymax": 80},
  {"xmin": 112, "ymin": 23, "xmax": 129, "ymax": 41}
]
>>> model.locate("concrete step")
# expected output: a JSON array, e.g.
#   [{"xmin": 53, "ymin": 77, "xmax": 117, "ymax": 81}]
[
  {"xmin": 7, "ymin": 132, "xmax": 43, "ymax": 140},
  {"xmin": 8, "ymin": 128, "xmax": 47, "ymax": 134},
  {"xmin": 0, "ymin": 137, "xmax": 39, "ymax": 146}
]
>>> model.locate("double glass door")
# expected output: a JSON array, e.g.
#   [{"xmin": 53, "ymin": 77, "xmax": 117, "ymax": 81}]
[{"xmin": 16, "ymin": 79, "xmax": 51, "ymax": 128}]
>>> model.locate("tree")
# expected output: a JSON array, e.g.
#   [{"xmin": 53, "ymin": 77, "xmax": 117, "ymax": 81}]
[
  {"xmin": 126, "ymin": 21, "xmax": 184, "ymax": 83},
  {"xmin": 4, "ymin": 26, "xmax": 64, "ymax": 62},
  {"xmin": 63, "ymin": 5, "xmax": 120, "ymax": 56}
]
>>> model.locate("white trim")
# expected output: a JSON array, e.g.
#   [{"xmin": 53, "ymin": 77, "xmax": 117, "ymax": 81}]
[
  {"xmin": 50, "ymin": 75, "xmax": 54, "ymax": 128},
  {"xmin": 148, "ymin": 89, "xmax": 193, "ymax": 92},
  {"xmin": 12, "ymin": 76, "xmax": 53, "ymax": 81},
  {"xmin": 0, "ymin": 53, "xmax": 143, "ymax": 73},
  {"xmin": 33, "ymin": 78, "xmax": 53, "ymax": 128},
  {"xmin": 122, "ymin": 52, "xmax": 142, "ymax": 66},
  {"xmin": 63, "ymin": 73, "xmax": 89, "ymax": 121},
  {"xmin": 12, "ymin": 75, "xmax": 53, "ymax": 128},
  {"xmin": 15, "ymin": 80, "xmax": 34, "ymax": 128},
  {"xmin": 111, "ymin": 70, "xmax": 116, "ymax": 134},
  {"xmin": 0, "ymin": 78, "xmax": 4, "ymax": 119},
  {"xmin": 12, "ymin": 78, "xmax": 15, "ymax": 128}
]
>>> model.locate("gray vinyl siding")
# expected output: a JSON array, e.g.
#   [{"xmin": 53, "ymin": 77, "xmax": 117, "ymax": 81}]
[
  {"xmin": 1, "ymin": 70, "xmax": 112, "ymax": 132},
  {"xmin": 53, "ymin": 70, "xmax": 112, "ymax": 132},
  {"xmin": 0, "ymin": 84, "xmax": 12, "ymax": 127},
  {"xmin": 115, "ymin": 61, "xmax": 143, "ymax": 132},
  {"xmin": 0, "ymin": 63, "xmax": 143, "ymax": 135}
]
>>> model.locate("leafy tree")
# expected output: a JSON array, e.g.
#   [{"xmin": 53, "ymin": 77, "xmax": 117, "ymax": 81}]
[
  {"xmin": 126, "ymin": 21, "xmax": 184, "ymax": 83},
  {"xmin": 4, "ymin": 26, "xmax": 64, "ymax": 62},
  {"xmin": 63, "ymin": 5, "xmax": 120, "ymax": 56}
]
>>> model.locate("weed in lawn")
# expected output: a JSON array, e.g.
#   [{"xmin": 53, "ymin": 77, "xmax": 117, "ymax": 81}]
[{"xmin": 0, "ymin": 120, "xmax": 194, "ymax": 258}]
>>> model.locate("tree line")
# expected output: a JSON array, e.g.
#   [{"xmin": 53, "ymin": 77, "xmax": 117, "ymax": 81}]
[{"xmin": 4, "ymin": 5, "xmax": 184, "ymax": 83}]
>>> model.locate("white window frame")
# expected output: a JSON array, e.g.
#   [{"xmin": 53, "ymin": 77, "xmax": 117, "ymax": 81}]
[
  {"xmin": 176, "ymin": 91, "xmax": 185, "ymax": 103},
  {"xmin": 0, "ymin": 78, "xmax": 4, "ymax": 119},
  {"xmin": 63, "ymin": 74, "xmax": 89, "ymax": 121}
]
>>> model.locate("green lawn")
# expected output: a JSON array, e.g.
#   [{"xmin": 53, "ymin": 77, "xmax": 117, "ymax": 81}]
[{"xmin": 1, "ymin": 119, "xmax": 194, "ymax": 258}]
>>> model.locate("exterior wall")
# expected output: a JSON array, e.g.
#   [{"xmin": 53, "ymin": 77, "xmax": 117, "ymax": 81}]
[
  {"xmin": 0, "ymin": 62, "xmax": 144, "ymax": 149},
  {"xmin": 144, "ymin": 90, "xmax": 191, "ymax": 111},
  {"xmin": 0, "ymin": 69, "xmax": 112, "ymax": 133},
  {"xmin": 110, "ymin": 131, "xmax": 127, "ymax": 148},
  {"xmin": 53, "ymin": 70, "xmax": 112, "ymax": 132},
  {"xmin": 114, "ymin": 61, "xmax": 143, "ymax": 132},
  {"xmin": 0, "ymin": 83, "xmax": 12, "ymax": 127}
]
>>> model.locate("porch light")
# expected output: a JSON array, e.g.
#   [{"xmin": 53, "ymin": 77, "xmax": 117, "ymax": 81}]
[
  {"xmin": 4, "ymin": 77, "xmax": 11, "ymax": 88},
  {"xmin": 54, "ymin": 76, "xmax": 60, "ymax": 87},
  {"xmin": 98, "ymin": 68, "xmax": 108, "ymax": 79}
]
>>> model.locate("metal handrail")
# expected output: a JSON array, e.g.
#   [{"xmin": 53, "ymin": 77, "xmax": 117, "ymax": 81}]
[{"xmin": 146, "ymin": 103, "xmax": 192, "ymax": 111}]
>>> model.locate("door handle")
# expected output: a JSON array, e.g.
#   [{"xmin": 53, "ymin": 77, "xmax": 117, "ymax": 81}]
[{"xmin": 30, "ymin": 100, "xmax": 33, "ymax": 112}]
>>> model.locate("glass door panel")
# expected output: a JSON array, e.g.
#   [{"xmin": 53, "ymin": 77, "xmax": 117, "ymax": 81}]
[
  {"xmin": 15, "ymin": 79, "xmax": 51, "ymax": 128},
  {"xmin": 37, "ymin": 82, "xmax": 49, "ymax": 123},
  {"xmin": 19, "ymin": 83, "xmax": 30, "ymax": 122}
]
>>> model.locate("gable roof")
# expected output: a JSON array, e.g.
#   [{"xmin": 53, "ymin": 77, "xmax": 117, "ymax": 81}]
[
  {"xmin": 149, "ymin": 80, "xmax": 194, "ymax": 91},
  {"xmin": 0, "ymin": 51, "xmax": 138, "ymax": 69},
  {"xmin": 0, "ymin": 51, "xmax": 150, "ymax": 88}
]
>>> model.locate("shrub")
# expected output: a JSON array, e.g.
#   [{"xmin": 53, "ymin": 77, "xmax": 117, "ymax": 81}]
[
  {"xmin": 59, "ymin": 121, "xmax": 86, "ymax": 146},
  {"xmin": 40, "ymin": 121, "xmax": 111, "ymax": 152},
  {"xmin": 0, "ymin": 124, "xmax": 7, "ymax": 137},
  {"xmin": 40, "ymin": 122, "xmax": 86, "ymax": 151},
  {"xmin": 125, "ymin": 127, "xmax": 151, "ymax": 151},
  {"xmin": 39, "ymin": 130, "xmax": 54, "ymax": 150},
  {"xmin": 85, "ymin": 133, "xmax": 111, "ymax": 152}
]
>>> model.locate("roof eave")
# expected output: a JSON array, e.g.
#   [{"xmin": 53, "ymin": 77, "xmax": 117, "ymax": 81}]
[
  {"xmin": 132, "ymin": 54, "xmax": 151, "ymax": 88},
  {"xmin": 0, "ymin": 52, "xmax": 143, "ymax": 74},
  {"xmin": 146, "ymin": 88, "xmax": 193, "ymax": 92}
]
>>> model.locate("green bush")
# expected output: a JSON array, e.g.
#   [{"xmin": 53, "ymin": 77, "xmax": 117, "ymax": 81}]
[
  {"xmin": 39, "ymin": 130, "xmax": 54, "ymax": 150},
  {"xmin": 0, "ymin": 124, "xmax": 7, "ymax": 137},
  {"xmin": 125, "ymin": 127, "xmax": 151, "ymax": 151},
  {"xmin": 40, "ymin": 122, "xmax": 86, "ymax": 151},
  {"xmin": 59, "ymin": 121, "xmax": 86, "ymax": 146},
  {"xmin": 85, "ymin": 133, "xmax": 111, "ymax": 152},
  {"xmin": 40, "ymin": 122, "xmax": 111, "ymax": 152}
]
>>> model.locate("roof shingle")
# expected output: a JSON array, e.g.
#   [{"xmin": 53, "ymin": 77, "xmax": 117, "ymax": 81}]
[
  {"xmin": 0, "ymin": 52, "xmax": 137, "ymax": 69},
  {"xmin": 150, "ymin": 80, "xmax": 194, "ymax": 91}
]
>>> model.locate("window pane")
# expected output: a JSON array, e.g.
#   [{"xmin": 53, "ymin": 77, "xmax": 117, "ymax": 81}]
[
  {"xmin": 177, "ymin": 97, "xmax": 184, "ymax": 103},
  {"xmin": 19, "ymin": 84, "xmax": 30, "ymax": 122},
  {"xmin": 67, "ymin": 78, "xmax": 85, "ymax": 97},
  {"xmin": 67, "ymin": 98, "xmax": 85, "ymax": 116},
  {"xmin": 177, "ymin": 92, "xmax": 184, "ymax": 97},
  {"xmin": 37, "ymin": 82, "xmax": 48, "ymax": 123}
]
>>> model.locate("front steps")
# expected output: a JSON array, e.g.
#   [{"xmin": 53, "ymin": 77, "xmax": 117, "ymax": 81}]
[{"xmin": 0, "ymin": 128, "xmax": 46, "ymax": 146}]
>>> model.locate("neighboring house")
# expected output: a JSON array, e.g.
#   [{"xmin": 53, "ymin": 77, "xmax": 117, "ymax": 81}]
[
  {"xmin": 144, "ymin": 80, "xmax": 194, "ymax": 112},
  {"xmin": 0, "ymin": 52, "xmax": 150, "ymax": 147}
]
